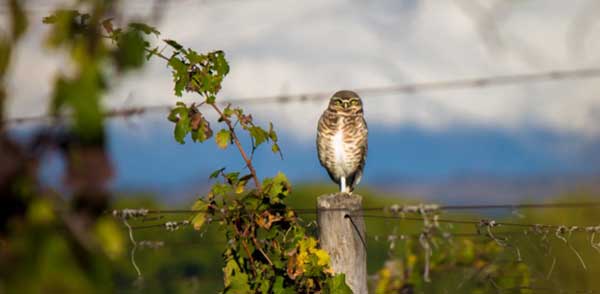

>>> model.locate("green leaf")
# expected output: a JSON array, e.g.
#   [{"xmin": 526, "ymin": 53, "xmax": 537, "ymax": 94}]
[
  {"xmin": 185, "ymin": 49, "xmax": 205, "ymax": 64},
  {"xmin": 224, "ymin": 259, "xmax": 251, "ymax": 294},
  {"xmin": 214, "ymin": 51, "xmax": 230, "ymax": 76},
  {"xmin": 164, "ymin": 39, "xmax": 183, "ymax": 51},
  {"xmin": 272, "ymin": 276, "xmax": 284, "ymax": 294},
  {"xmin": 224, "ymin": 172, "xmax": 240, "ymax": 184},
  {"xmin": 259, "ymin": 280, "xmax": 270, "ymax": 294},
  {"xmin": 115, "ymin": 29, "xmax": 146, "ymax": 71},
  {"xmin": 248, "ymin": 126, "xmax": 269, "ymax": 147},
  {"xmin": 209, "ymin": 167, "xmax": 226, "ymax": 179},
  {"xmin": 206, "ymin": 95, "xmax": 216, "ymax": 104},
  {"xmin": 241, "ymin": 194, "xmax": 261, "ymax": 210},
  {"xmin": 325, "ymin": 274, "xmax": 352, "ymax": 294},
  {"xmin": 212, "ymin": 183, "xmax": 232, "ymax": 196},
  {"xmin": 128, "ymin": 22, "xmax": 159, "ymax": 35},
  {"xmin": 0, "ymin": 42, "xmax": 12, "ymax": 78},
  {"xmin": 236, "ymin": 174, "xmax": 253, "ymax": 194},
  {"xmin": 168, "ymin": 57, "xmax": 188, "ymax": 96},
  {"xmin": 174, "ymin": 110, "xmax": 190, "ymax": 144},
  {"xmin": 43, "ymin": 10, "xmax": 90, "ymax": 47},
  {"xmin": 223, "ymin": 106, "xmax": 233, "ymax": 117},
  {"xmin": 215, "ymin": 129, "xmax": 231, "ymax": 149},
  {"xmin": 51, "ymin": 67, "xmax": 104, "ymax": 142},
  {"xmin": 271, "ymin": 143, "xmax": 280, "ymax": 154},
  {"xmin": 268, "ymin": 122, "xmax": 278, "ymax": 142},
  {"xmin": 8, "ymin": 0, "xmax": 28, "ymax": 41},
  {"xmin": 168, "ymin": 57, "xmax": 186, "ymax": 74},
  {"xmin": 261, "ymin": 172, "xmax": 291, "ymax": 205},
  {"xmin": 168, "ymin": 104, "xmax": 185, "ymax": 122},
  {"xmin": 190, "ymin": 199, "xmax": 208, "ymax": 230}
]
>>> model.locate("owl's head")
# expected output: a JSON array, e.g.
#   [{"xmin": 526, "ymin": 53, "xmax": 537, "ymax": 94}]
[{"xmin": 327, "ymin": 90, "xmax": 363, "ymax": 114}]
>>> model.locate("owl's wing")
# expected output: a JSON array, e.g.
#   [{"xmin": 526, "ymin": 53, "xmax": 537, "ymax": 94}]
[
  {"xmin": 316, "ymin": 113, "xmax": 340, "ymax": 184},
  {"xmin": 348, "ymin": 116, "xmax": 368, "ymax": 192}
]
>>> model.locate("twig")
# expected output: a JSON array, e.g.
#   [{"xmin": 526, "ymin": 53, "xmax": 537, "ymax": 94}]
[
  {"xmin": 123, "ymin": 219, "xmax": 142, "ymax": 277},
  {"xmin": 209, "ymin": 103, "xmax": 261, "ymax": 192},
  {"xmin": 556, "ymin": 226, "xmax": 587, "ymax": 270},
  {"xmin": 252, "ymin": 237, "xmax": 274, "ymax": 267},
  {"xmin": 419, "ymin": 231, "xmax": 432, "ymax": 283},
  {"xmin": 232, "ymin": 224, "xmax": 258, "ymax": 277}
]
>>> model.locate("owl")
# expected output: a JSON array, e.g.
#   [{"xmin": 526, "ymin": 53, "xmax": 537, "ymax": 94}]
[{"xmin": 317, "ymin": 90, "xmax": 368, "ymax": 194}]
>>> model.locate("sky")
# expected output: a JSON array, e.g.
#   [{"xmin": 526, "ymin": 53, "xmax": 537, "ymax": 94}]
[{"xmin": 3, "ymin": 0, "xmax": 600, "ymax": 202}]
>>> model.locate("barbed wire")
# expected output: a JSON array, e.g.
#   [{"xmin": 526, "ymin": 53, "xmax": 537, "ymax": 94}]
[
  {"xmin": 116, "ymin": 206, "xmax": 600, "ymax": 293},
  {"xmin": 500, "ymin": 286, "xmax": 600, "ymax": 294},
  {"xmin": 110, "ymin": 201, "xmax": 600, "ymax": 217},
  {"xmin": 120, "ymin": 209, "xmax": 600, "ymax": 237},
  {"xmin": 5, "ymin": 67, "xmax": 600, "ymax": 127},
  {"xmin": 357, "ymin": 214, "xmax": 600, "ymax": 231}
]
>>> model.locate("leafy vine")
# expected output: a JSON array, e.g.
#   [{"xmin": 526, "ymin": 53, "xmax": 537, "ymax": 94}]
[{"xmin": 42, "ymin": 10, "xmax": 351, "ymax": 293}]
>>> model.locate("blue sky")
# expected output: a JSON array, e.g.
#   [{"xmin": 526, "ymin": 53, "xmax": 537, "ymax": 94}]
[{"xmin": 95, "ymin": 115, "xmax": 599, "ymax": 197}]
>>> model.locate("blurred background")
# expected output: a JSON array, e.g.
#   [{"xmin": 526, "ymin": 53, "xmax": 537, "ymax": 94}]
[
  {"xmin": 2, "ymin": 0, "xmax": 600, "ymax": 293},
  {"xmin": 7, "ymin": 0, "xmax": 600, "ymax": 203}
]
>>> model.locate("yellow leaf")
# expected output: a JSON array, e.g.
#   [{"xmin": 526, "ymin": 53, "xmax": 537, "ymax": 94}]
[
  {"xmin": 27, "ymin": 198, "xmax": 55, "ymax": 224},
  {"xmin": 314, "ymin": 248, "xmax": 331, "ymax": 267},
  {"xmin": 235, "ymin": 181, "xmax": 245, "ymax": 194},
  {"xmin": 407, "ymin": 254, "xmax": 417, "ymax": 269},
  {"xmin": 95, "ymin": 217, "xmax": 125, "ymax": 259},
  {"xmin": 190, "ymin": 199, "xmax": 208, "ymax": 230},
  {"xmin": 300, "ymin": 237, "xmax": 317, "ymax": 252},
  {"xmin": 215, "ymin": 129, "xmax": 230, "ymax": 149}
]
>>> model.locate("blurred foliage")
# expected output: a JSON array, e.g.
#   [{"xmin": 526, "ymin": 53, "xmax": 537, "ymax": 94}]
[{"xmin": 0, "ymin": 0, "xmax": 152, "ymax": 293}]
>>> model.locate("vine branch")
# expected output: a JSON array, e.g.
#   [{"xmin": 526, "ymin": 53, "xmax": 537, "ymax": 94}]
[{"xmin": 209, "ymin": 103, "xmax": 261, "ymax": 192}]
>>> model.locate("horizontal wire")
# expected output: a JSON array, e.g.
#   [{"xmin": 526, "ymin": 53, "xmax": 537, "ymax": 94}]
[
  {"xmin": 358, "ymin": 214, "xmax": 600, "ymax": 231},
  {"xmin": 438, "ymin": 202, "xmax": 600, "ymax": 210},
  {"xmin": 5, "ymin": 67, "xmax": 600, "ymax": 126},
  {"xmin": 502, "ymin": 286, "xmax": 600, "ymax": 294},
  {"xmin": 117, "ymin": 201, "xmax": 600, "ymax": 215}
]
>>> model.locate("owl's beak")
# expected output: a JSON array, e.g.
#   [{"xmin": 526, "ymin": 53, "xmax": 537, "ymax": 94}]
[{"xmin": 343, "ymin": 102, "xmax": 350, "ymax": 108}]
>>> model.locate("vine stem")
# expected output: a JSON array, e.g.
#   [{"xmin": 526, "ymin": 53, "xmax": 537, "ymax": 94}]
[
  {"xmin": 209, "ymin": 103, "xmax": 262, "ymax": 192},
  {"xmin": 143, "ymin": 47, "xmax": 262, "ymax": 192},
  {"xmin": 252, "ymin": 236, "xmax": 274, "ymax": 267},
  {"xmin": 234, "ymin": 223, "xmax": 258, "ymax": 277}
]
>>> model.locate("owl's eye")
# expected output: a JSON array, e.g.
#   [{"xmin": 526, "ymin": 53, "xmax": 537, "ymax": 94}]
[
  {"xmin": 335, "ymin": 100, "xmax": 342, "ymax": 106},
  {"xmin": 351, "ymin": 100, "xmax": 359, "ymax": 105}
]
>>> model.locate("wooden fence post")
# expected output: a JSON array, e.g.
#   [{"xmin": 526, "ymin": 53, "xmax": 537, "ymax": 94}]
[{"xmin": 317, "ymin": 193, "xmax": 367, "ymax": 294}]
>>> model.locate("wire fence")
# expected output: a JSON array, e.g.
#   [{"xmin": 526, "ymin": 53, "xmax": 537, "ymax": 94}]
[
  {"xmin": 112, "ymin": 198, "xmax": 600, "ymax": 293},
  {"xmin": 112, "ymin": 200, "xmax": 600, "ymax": 216},
  {"xmin": 113, "ymin": 201, "xmax": 600, "ymax": 238},
  {"xmin": 4, "ymin": 67, "xmax": 600, "ymax": 127}
]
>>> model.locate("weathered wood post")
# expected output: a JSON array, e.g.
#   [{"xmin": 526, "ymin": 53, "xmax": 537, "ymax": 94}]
[{"xmin": 317, "ymin": 193, "xmax": 367, "ymax": 294}]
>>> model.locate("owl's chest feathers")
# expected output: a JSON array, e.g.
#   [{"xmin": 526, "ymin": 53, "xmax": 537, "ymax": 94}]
[
  {"xmin": 318, "ymin": 111, "xmax": 364, "ymax": 178},
  {"xmin": 332, "ymin": 130, "xmax": 347, "ymax": 168},
  {"xmin": 329, "ymin": 123, "xmax": 354, "ymax": 177}
]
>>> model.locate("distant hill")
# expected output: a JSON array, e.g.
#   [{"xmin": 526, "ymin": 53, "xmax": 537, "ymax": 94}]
[{"xmin": 374, "ymin": 173, "xmax": 600, "ymax": 203}]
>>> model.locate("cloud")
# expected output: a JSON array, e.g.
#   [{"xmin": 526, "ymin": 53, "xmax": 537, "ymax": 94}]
[{"xmin": 4, "ymin": 0, "xmax": 600, "ymax": 140}]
